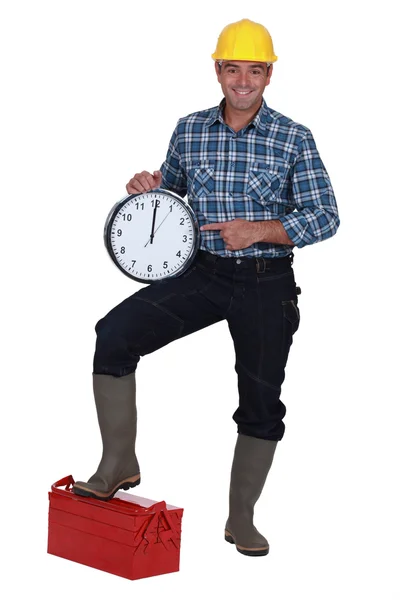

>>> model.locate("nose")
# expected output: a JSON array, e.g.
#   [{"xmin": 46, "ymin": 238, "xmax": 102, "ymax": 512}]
[{"xmin": 236, "ymin": 72, "xmax": 251, "ymax": 88}]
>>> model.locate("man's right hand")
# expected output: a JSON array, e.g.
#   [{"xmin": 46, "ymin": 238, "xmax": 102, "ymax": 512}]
[{"xmin": 126, "ymin": 170, "xmax": 162, "ymax": 194}]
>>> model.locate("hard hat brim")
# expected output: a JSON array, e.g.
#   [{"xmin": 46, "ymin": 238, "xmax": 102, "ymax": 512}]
[{"xmin": 211, "ymin": 54, "xmax": 278, "ymax": 62}]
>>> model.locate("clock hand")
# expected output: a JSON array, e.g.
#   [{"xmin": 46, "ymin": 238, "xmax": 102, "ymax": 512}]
[
  {"xmin": 144, "ymin": 210, "xmax": 171, "ymax": 247},
  {"xmin": 149, "ymin": 205, "xmax": 158, "ymax": 245}
]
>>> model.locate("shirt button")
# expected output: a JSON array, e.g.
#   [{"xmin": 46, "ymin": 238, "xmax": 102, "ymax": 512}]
[
  {"xmin": 236, "ymin": 259, "xmax": 242, "ymax": 264},
  {"xmin": 230, "ymin": 161, "xmax": 235, "ymax": 167}
]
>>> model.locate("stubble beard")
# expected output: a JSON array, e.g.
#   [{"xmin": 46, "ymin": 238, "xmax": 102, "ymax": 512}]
[{"xmin": 228, "ymin": 90, "xmax": 259, "ymax": 112}]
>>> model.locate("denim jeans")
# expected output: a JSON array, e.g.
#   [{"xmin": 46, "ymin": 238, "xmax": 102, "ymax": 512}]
[{"xmin": 93, "ymin": 250, "xmax": 301, "ymax": 441}]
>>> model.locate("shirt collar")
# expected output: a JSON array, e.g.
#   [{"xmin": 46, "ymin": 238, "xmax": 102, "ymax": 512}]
[
  {"xmin": 204, "ymin": 100, "xmax": 225, "ymax": 127},
  {"xmin": 205, "ymin": 97, "xmax": 273, "ymax": 133}
]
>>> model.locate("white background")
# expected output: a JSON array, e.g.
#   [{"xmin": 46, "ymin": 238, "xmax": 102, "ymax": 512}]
[{"xmin": 2, "ymin": 0, "xmax": 399, "ymax": 598}]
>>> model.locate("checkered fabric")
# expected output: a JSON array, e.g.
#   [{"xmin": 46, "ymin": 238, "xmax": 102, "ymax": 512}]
[{"xmin": 160, "ymin": 99, "xmax": 339, "ymax": 258}]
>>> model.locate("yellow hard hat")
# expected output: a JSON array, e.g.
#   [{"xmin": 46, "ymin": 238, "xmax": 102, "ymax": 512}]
[{"xmin": 212, "ymin": 19, "xmax": 278, "ymax": 63}]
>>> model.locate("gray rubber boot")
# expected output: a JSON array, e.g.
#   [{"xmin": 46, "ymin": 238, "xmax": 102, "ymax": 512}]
[
  {"xmin": 72, "ymin": 372, "xmax": 140, "ymax": 501},
  {"xmin": 225, "ymin": 434, "xmax": 277, "ymax": 556}
]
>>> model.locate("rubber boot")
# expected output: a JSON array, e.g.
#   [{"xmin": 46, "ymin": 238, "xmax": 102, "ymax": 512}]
[
  {"xmin": 72, "ymin": 372, "xmax": 140, "ymax": 501},
  {"xmin": 225, "ymin": 434, "xmax": 277, "ymax": 556}
]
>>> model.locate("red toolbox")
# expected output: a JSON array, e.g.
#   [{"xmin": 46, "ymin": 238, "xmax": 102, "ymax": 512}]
[{"xmin": 48, "ymin": 475, "xmax": 183, "ymax": 580}]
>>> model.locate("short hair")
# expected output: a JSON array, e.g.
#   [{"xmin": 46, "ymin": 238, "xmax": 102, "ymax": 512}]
[{"xmin": 217, "ymin": 61, "xmax": 271, "ymax": 73}]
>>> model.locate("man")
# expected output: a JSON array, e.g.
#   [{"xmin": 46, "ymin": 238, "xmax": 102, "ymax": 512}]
[{"xmin": 73, "ymin": 19, "xmax": 339, "ymax": 557}]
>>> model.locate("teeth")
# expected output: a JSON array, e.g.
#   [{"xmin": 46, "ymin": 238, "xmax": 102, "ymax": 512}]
[{"xmin": 234, "ymin": 90, "xmax": 251, "ymax": 95}]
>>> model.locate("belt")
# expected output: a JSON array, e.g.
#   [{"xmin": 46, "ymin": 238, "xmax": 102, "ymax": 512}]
[{"xmin": 197, "ymin": 250, "xmax": 294, "ymax": 273}]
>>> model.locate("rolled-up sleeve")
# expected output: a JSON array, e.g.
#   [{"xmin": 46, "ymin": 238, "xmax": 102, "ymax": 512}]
[
  {"xmin": 159, "ymin": 124, "xmax": 187, "ymax": 198},
  {"xmin": 279, "ymin": 131, "xmax": 340, "ymax": 248}
]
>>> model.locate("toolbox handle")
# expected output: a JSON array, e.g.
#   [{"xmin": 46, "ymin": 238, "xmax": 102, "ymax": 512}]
[
  {"xmin": 134, "ymin": 505, "xmax": 181, "ymax": 554},
  {"xmin": 50, "ymin": 476, "xmax": 174, "ymax": 517},
  {"xmin": 144, "ymin": 501, "xmax": 166, "ymax": 512},
  {"xmin": 51, "ymin": 474, "xmax": 75, "ymax": 493}
]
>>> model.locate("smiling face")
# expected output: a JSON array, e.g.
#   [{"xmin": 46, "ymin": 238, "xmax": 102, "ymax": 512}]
[{"xmin": 215, "ymin": 60, "xmax": 273, "ymax": 115}]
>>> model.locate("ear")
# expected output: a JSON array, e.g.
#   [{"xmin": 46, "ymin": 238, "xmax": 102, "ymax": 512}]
[
  {"xmin": 214, "ymin": 61, "xmax": 222, "ymax": 83},
  {"xmin": 266, "ymin": 64, "xmax": 273, "ymax": 85}
]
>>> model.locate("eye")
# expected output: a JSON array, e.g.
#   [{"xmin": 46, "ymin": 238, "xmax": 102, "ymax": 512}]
[
  {"xmin": 251, "ymin": 70, "xmax": 262, "ymax": 76},
  {"xmin": 227, "ymin": 68, "xmax": 238, "ymax": 74}
]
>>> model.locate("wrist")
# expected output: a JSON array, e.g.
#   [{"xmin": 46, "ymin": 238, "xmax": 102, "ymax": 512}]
[{"xmin": 252, "ymin": 220, "xmax": 266, "ymax": 244}]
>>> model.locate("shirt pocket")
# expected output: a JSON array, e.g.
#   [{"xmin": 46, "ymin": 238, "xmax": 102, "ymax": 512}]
[
  {"xmin": 187, "ymin": 161, "xmax": 215, "ymax": 197},
  {"xmin": 246, "ymin": 159, "xmax": 289, "ymax": 207}
]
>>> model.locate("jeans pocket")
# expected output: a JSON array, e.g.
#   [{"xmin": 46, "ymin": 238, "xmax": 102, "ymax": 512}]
[
  {"xmin": 180, "ymin": 263, "xmax": 197, "ymax": 278},
  {"xmin": 282, "ymin": 299, "xmax": 300, "ymax": 334},
  {"xmin": 257, "ymin": 270, "xmax": 293, "ymax": 283},
  {"xmin": 196, "ymin": 260, "xmax": 217, "ymax": 276}
]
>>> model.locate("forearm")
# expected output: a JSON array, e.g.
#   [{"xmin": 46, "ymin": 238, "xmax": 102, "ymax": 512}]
[
  {"xmin": 283, "ymin": 131, "xmax": 339, "ymax": 248},
  {"xmin": 253, "ymin": 220, "xmax": 295, "ymax": 246}
]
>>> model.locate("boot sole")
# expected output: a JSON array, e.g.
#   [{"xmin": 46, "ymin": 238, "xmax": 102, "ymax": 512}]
[
  {"xmin": 72, "ymin": 475, "xmax": 141, "ymax": 501},
  {"xmin": 225, "ymin": 531, "xmax": 269, "ymax": 557}
]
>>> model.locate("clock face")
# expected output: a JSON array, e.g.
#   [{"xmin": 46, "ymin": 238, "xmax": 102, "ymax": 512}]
[{"xmin": 104, "ymin": 190, "xmax": 199, "ymax": 282}]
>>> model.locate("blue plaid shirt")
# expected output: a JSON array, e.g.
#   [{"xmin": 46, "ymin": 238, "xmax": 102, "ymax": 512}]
[{"xmin": 160, "ymin": 98, "xmax": 339, "ymax": 258}]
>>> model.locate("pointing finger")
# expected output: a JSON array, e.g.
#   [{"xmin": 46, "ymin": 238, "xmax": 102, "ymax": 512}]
[{"xmin": 200, "ymin": 222, "xmax": 227, "ymax": 231}]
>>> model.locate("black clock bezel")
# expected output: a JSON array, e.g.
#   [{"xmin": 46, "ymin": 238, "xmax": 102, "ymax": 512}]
[{"xmin": 103, "ymin": 188, "xmax": 200, "ymax": 284}]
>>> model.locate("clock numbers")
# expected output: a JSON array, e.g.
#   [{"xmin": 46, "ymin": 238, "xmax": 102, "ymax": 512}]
[{"xmin": 107, "ymin": 190, "xmax": 197, "ymax": 283}]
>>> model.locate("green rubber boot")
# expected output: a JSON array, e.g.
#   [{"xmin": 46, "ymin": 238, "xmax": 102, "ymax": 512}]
[
  {"xmin": 225, "ymin": 434, "xmax": 277, "ymax": 556},
  {"xmin": 73, "ymin": 373, "xmax": 140, "ymax": 501}
]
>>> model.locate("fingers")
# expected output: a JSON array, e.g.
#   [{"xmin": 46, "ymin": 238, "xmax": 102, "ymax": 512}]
[
  {"xmin": 200, "ymin": 223, "xmax": 225, "ymax": 231},
  {"xmin": 222, "ymin": 235, "xmax": 231, "ymax": 248},
  {"xmin": 126, "ymin": 170, "xmax": 163, "ymax": 195},
  {"xmin": 153, "ymin": 170, "xmax": 162, "ymax": 187},
  {"xmin": 200, "ymin": 222, "xmax": 236, "ymax": 250}
]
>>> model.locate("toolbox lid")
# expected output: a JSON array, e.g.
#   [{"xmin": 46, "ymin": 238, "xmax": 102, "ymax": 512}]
[
  {"xmin": 115, "ymin": 490, "xmax": 180, "ymax": 511},
  {"xmin": 49, "ymin": 475, "xmax": 182, "ymax": 516}
]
